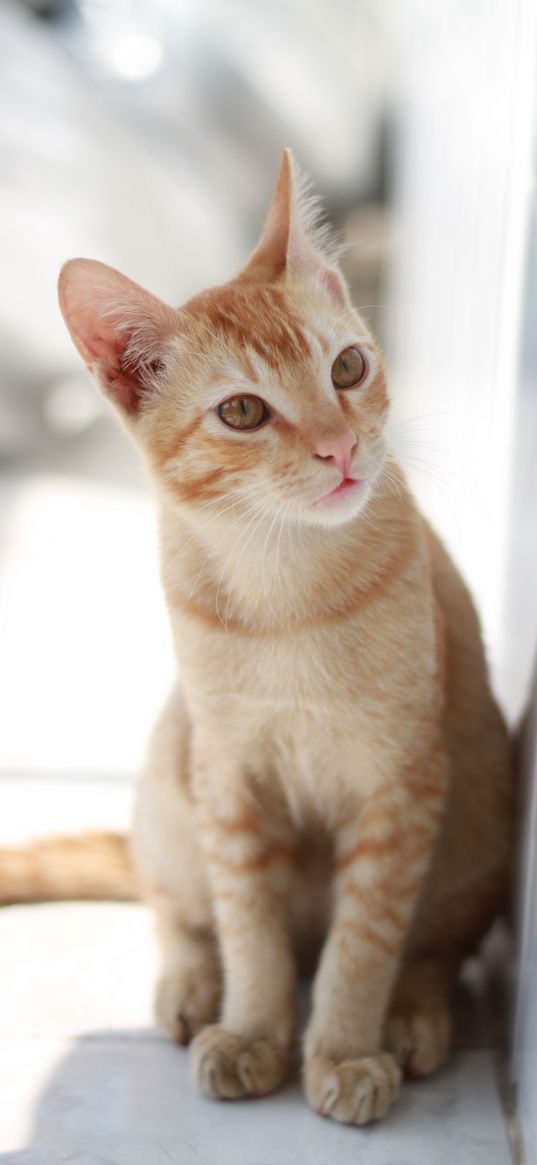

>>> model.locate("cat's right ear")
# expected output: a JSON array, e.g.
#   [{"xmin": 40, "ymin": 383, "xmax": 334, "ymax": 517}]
[{"xmin": 58, "ymin": 259, "xmax": 178, "ymax": 418}]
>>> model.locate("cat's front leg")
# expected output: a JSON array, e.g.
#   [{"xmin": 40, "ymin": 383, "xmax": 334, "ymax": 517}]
[
  {"xmin": 190, "ymin": 751, "xmax": 297, "ymax": 1101},
  {"xmin": 303, "ymin": 740, "xmax": 449, "ymax": 1125}
]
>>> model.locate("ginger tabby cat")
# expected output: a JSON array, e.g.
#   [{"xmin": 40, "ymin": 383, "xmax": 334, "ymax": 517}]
[{"xmin": 57, "ymin": 150, "xmax": 512, "ymax": 1126}]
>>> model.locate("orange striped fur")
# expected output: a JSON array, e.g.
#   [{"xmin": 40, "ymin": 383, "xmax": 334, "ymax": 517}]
[{"xmin": 57, "ymin": 150, "xmax": 513, "ymax": 1126}]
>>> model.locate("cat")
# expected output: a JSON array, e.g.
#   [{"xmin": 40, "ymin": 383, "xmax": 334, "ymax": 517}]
[{"xmin": 54, "ymin": 149, "xmax": 512, "ymax": 1126}]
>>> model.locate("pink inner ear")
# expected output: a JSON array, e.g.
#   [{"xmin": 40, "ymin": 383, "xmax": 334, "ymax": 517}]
[
  {"xmin": 319, "ymin": 266, "xmax": 348, "ymax": 306},
  {"xmin": 70, "ymin": 318, "xmax": 144, "ymax": 414},
  {"xmin": 59, "ymin": 259, "xmax": 177, "ymax": 417}
]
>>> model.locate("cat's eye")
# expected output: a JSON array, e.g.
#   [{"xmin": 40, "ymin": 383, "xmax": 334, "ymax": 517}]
[
  {"xmin": 217, "ymin": 394, "xmax": 269, "ymax": 431},
  {"xmin": 331, "ymin": 346, "xmax": 367, "ymax": 390}
]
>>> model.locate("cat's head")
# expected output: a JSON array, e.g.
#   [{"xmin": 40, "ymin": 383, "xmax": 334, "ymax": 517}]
[{"xmin": 59, "ymin": 150, "xmax": 389, "ymax": 529}]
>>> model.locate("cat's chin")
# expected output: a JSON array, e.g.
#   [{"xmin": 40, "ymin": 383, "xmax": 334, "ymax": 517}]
[{"xmin": 302, "ymin": 480, "xmax": 372, "ymax": 528}]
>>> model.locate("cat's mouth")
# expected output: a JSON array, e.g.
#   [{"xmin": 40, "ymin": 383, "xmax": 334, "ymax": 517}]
[{"xmin": 312, "ymin": 477, "xmax": 364, "ymax": 508}]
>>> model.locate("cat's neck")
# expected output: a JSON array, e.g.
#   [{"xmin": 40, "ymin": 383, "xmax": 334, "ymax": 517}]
[{"xmin": 158, "ymin": 462, "xmax": 417, "ymax": 633}]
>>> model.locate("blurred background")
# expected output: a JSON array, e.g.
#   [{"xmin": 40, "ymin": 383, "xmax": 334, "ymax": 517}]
[
  {"xmin": 2, "ymin": 0, "xmax": 535, "ymax": 786},
  {"xmin": 1, "ymin": 0, "xmax": 537, "ymax": 1155},
  {"xmin": 1, "ymin": 0, "xmax": 397, "ymax": 788}
]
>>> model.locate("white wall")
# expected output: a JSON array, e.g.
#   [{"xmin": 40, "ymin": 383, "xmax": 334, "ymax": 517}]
[
  {"xmin": 387, "ymin": 5, "xmax": 537, "ymax": 1160},
  {"xmin": 507, "ymin": 145, "xmax": 537, "ymax": 1165},
  {"xmin": 387, "ymin": 0, "xmax": 537, "ymax": 716},
  {"xmin": 514, "ymin": 680, "xmax": 537, "ymax": 1165}
]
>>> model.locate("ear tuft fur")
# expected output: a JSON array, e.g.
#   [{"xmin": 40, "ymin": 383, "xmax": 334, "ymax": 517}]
[
  {"xmin": 284, "ymin": 149, "xmax": 343, "ymax": 268},
  {"xmin": 238, "ymin": 149, "xmax": 349, "ymax": 305},
  {"xmin": 58, "ymin": 259, "xmax": 178, "ymax": 417}
]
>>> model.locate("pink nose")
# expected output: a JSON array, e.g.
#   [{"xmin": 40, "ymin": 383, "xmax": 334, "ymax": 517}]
[{"xmin": 314, "ymin": 429, "xmax": 358, "ymax": 479}]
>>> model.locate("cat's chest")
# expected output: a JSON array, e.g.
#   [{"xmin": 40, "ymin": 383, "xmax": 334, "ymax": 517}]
[
  {"xmin": 172, "ymin": 583, "xmax": 427, "ymax": 718},
  {"xmin": 172, "ymin": 600, "xmax": 438, "ymax": 818},
  {"xmin": 177, "ymin": 615, "xmax": 377, "ymax": 714},
  {"xmin": 269, "ymin": 710, "xmax": 379, "ymax": 822}
]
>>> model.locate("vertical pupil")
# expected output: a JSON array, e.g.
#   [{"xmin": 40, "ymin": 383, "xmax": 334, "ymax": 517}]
[{"xmin": 241, "ymin": 399, "xmax": 248, "ymax": 417}]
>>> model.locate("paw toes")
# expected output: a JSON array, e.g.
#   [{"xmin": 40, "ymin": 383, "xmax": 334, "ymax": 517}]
[
  {"xmin": 155, "ymin": 971, "xmax": 220, "ymax": 1045},
  {"xmin": 192, "ymin": 1029, "xmax": 246, "ymax": 1099},
  {"xmin": 386, "ymin": 1009, "xmax": 451, "ymax": 1078},
  {"xmin": 305, "ymin": 1052, "xmax": 401, "ymax": 1125},
  {"xmin": 191, "ymin": 1026, "xmax": 288, "ymax": 1100},
  {"xmin": 237, "ymin": 1039, "xmax": 288, "ymax": 1096}
]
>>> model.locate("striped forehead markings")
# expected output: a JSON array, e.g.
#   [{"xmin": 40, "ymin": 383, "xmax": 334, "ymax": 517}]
[{"xmin": 184, "ymin": 284, "xmax": 311, "ymax": 368}]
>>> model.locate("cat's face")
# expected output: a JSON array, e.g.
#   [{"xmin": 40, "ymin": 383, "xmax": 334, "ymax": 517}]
[
  {"xmin": 58, "ymin": 151, "xmax": 389, "ymax": 530},
  {"xmin": 143, "ymin": 282, "xmax": 388, "ymax": 529}
]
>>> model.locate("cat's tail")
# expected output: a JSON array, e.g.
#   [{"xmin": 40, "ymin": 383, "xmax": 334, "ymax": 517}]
[{"xmin": 0, "ymin": 831, "xmax": 137, "ymax": 905}]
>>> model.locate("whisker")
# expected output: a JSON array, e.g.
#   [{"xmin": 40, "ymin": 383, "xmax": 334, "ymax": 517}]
[
  {"xmin": 186, "ymin": 496, "xmax": 267, "ymax": 602},
  {"xmin": 401, "ymin": 454, "xmax": 482, "ymax": 510},
  {"xmin": 167, "ymin": 479, "xmax": 277, "ymax": 567},
  {"xmin": 222, "ymin": 502, "xmax": 276, "ymax": 628},
  {"xmin": 215, "ymin": 498, "xmax": 273, "ymax": 629}
]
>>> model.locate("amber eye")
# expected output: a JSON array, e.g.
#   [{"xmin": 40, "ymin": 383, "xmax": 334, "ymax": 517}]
[
  {"xmin": 217, "ymin": 394, "xmax": 268, "ymax": 431},
  {"xmin": 331, "ymin": 346, "xmax": 367, "ymax": 390}
]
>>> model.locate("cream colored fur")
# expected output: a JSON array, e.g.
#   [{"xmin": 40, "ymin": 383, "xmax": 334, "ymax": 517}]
[{"xmin": 57, "ymin": 150, "xmax": 513, "ymax": 1126}]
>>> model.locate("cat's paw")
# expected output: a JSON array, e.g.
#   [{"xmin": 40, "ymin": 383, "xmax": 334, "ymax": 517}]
[
  {"xmin": 155, "ymin": 967, "xmax": 220, "ymax": 1045},
  {"xmin": 304, "ymin": 1052, "xmax": 401, "ymax": 1125},
  {"xmin": 191, "ymin": 1025, "xmax": 289, "ymax": 1100},
  {"xmin": 385, "ymin": 1007, "xmax": 451, "ymax": 1079}
]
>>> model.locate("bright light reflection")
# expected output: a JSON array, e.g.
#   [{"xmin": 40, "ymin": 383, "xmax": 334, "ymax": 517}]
[{"xmin": 107, "ymin": 33, "xmax": 163, "ymax": 80}]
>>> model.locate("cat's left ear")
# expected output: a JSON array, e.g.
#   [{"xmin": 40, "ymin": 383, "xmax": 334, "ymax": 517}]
[{"xmin": 238, "ymin": 148, "xmax": 350, "ymax": 306}]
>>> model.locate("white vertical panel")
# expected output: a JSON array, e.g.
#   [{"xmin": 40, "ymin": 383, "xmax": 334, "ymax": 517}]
[
  {"xmin": 387, "ymin": 4, "xmax": 537, "ymax": 1160},
  {"xmin": 514, "ymin": 678, "xmax": 537, "ymax": 1165},
  {"xmin": 387, "ymin": 0, "xmax": 537, "ymax": 696},
  {"xmin": 507, "ymin": 196, "xmax": 537, "ymax": 1165}
]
